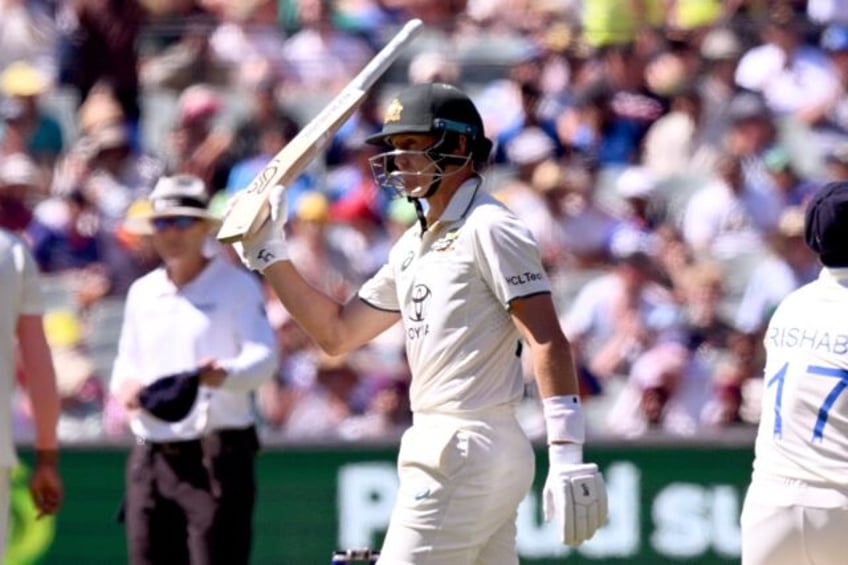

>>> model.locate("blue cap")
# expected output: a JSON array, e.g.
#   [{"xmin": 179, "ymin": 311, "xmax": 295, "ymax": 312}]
[
  {"xmin": 138, "ymin": 370, "xmax": 200, "ymax": 422},
  {"xmin": 805, "ymin": 182, "xmax": 848, "ymax": 266},
  {"xmin": 821, "ymin": 24, "xmax": 848, "ymax": 52}
]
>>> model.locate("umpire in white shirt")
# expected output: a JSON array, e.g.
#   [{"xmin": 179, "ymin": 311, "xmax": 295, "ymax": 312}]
[{"xmin": 110, "ymin": 174, "xmax": 278, "ymax": 565}]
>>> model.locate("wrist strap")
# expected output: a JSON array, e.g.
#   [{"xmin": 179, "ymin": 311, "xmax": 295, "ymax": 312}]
[
  {"xmin": 543, "ymin": 395, "xmax": 586, "ymax": 445},
  {"xmin": 548, "ymin": 442, "xmax": 583, "ymax": 465}
]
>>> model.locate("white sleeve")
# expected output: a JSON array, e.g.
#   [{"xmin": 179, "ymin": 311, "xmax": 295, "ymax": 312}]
[
  {"xmin": 358, "ymin": 262, "xmax": 400, "ymax": 312},
  {"xmin": 472, "ymin": 211, "xmax": 551, "ymax": 307}
]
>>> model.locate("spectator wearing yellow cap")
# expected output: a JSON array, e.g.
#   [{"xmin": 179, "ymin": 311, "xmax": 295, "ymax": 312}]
[{"xmin": 0, "ymin": 61, "xmax": 64, "ymax": 168}]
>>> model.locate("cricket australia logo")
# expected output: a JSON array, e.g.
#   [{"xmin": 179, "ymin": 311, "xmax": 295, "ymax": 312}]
[
  {"xmin": 384, "ymin": 98, "xmax": 403, "ymax": 123},
  {"xmin": 432, "ymin": 228, "xmax": 459, "ymax": 252}
]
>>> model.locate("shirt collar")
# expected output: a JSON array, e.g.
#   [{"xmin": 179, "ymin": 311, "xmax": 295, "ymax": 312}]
[
  {"xmin": 820, "ymin": 266, "xmax": 848, "ymax": 283},
  {"xmin": 153, "ymin": 253, "xmax": 226, "ymax": 297},
  {"xmin": 436, "ymin": 176, "xmax": 482, "ymax": 224}
]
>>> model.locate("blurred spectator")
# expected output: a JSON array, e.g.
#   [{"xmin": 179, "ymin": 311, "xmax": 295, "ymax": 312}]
[
  {"xmin": 723, "ymin": 91, "xmax": 780, "ymax": 195},
  {"xmin": 606, "ymin": 339, "xmax": 710, "ymax": 437},
  {"xmin": 505, "ymin": 158, "xmax": 572, "ymax": 272},
  {"xmin": 696, "ymin": 27, "xmax": 744, "ymax": 149},
  {"xmin": 229, "ymin": 77, "xmax": 297, "ymax": 162},
  {"xmin": 80, "ymin": 122, "xmax": 164, "ymax": 225},
  {"xmin": 563, "ymin": 239, "xmax": 677, "ymax": 383},
  {"xmin": 494, "ymin": 81, "xmax": 564, "ymax": 164},
  {"xmin": 76, "ymin": 86, "xmax": 125, "ymax": 138},
  {"xmin": 339, "ymin": 375, "xmax": 411, "ymax": 440},
  {"xmin": 807, "ymin": 23, "xmax": 848, "ymax": 152},
  {"xmin": 580, "ymin": 0, "xmax": 663, "ymax": 48},
  {"xmin": 554, "ymin": 158, "xmax": 618, "ymax": 268},
  {"xmin": 0, "ymin": 152, "xmax": 40, "ymax": 233},
  {"xmin": 824, "ymin": 141, "xmax": 848, "ymax": 180},
  {"xmin": 673, "ymin": 260, "xmax": 735, "ymax": 361},
  {"xmin": 807, "ymin": 0, "xmax": 848, "ymax": 26},
  {"xmin": 642, "ymin": 86, "xmax": 719, "ymax": 178},
  {"xmin": 407, "ymin": 50, "xmax": 460, "ymax": 85},
  {"xmin": 255, "ymin": 301, "xmax": 317, "ymax": 433},
  {"xmin": 27, "ymin": 189, "xmax": 102, "ymax": 274},
  {"xmin": 164, "ymin": 84, "xmax": 233, "ymax": 190},
  {"xmin": 58, "ymin": 0, "xmax": 145, "ymax": 128},
  {"xmin": 761, "ymin": 145, "xmax": 820, "ymax": 208},
  {"xmin": 494, "ymin": 126, "xmax": 557, "ymax": 217},
  {"xmin": 0, "ymin": 61, "xmax": 64, "ymax": 168},
  {"xmin": 99, "ymin": 197, "xmax": 161, "ymax": 296},
  {"xmin": 42, "ymin": 309, "xmax": 105, "ymax": 437},
  {"xmin": 286, "ymin": 191, "xmax": 355, "ymax": 300},
  {"xmin": 281, "ymin": 352, "xmax": 362, "ymax": 439},
  {"xmin": 280, "ymin": 0, "xmax": 374, "ymax": 93},
  {"xmin": 734, "ymin": 206, "xmax": 819, "ymax": 335},
  {"xmin": 734, "ymin": 5, "xmax": 839, "ymax": 120},
  {"xmin": 680, "ymin": 153, "xmax": 778, "ymax": 260},
  {"xmin": 205, "ymin": 0, "xmax": 290, "ymax": 88},
  {"xmin": 606, "ymin": 165, "xmax": 662, "ymax": 257},
  {"xmin": 0, "ymin": 0, "xmax": 58, "ymax": 77},
  {"xmin": 139, "ymin": 19, "xmax": 230, "ymax": 92}
]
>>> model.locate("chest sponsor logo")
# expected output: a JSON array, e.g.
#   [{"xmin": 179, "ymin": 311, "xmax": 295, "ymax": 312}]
[
  {"xmin": 431, "ymin": 228, "xmax": 459, "ymax": 252},
  {"xmin": 408, "ymin": 284, "xmax": 431, "ymax": 322},
  {"xmin": 505, "ymin": 271, "xmax": 544, "ymax": 286}
]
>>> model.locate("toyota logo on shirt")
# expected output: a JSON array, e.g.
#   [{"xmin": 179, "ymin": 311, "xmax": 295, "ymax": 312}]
[{"xmin": 409, "ymin": 284, "xmax": 431, "ymax": 322}]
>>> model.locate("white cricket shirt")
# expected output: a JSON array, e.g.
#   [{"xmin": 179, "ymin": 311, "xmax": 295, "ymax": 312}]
[
  {"xmin": 752, "ymin": 267, "xmax": 848, "ymax": 491},
  {"xmin": 0, "ymin": 230, "xmax": 43, "ymax": 467},
  {"xmin": 359, "ymin": 179, "xmax": 551, "ymax": 414},
  {"xmin": 110, "ymin": 254, "xmax": 278, "ymax": 442}
]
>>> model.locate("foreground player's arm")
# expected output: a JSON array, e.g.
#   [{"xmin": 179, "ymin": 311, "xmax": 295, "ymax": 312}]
[
  {"xmin": 234, "ymin": 186, "xmax": 399, "ymax": 355},
  {"xmin": 509, "ymin": 293, "xmax": 580, "ymax": 399},
  {"xmin": 510, "ymin": 293, "xmax": 608, "ymax": 547},
  {"xmin": 17, "ymin": 314, "xmax": 63, "ymax": 517}
]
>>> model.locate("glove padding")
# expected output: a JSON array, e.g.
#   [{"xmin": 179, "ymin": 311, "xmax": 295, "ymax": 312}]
[
  {"xmin": 543, "ymin": 444, "xmax": 608, "ymax": 546},
  {"xmin": 230, "ymin": 185, "xmax": 289, "ymax": 272}
]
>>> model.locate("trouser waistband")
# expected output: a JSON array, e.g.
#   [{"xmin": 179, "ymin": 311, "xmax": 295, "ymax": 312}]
[{"xmin": 412, "ymin": 404, "xmax": 517, "ymax": 426}]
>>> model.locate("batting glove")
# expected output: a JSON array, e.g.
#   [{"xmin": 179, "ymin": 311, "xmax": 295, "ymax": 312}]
[
  {"xmin": 232, "ymin": 185, "xmax": 289, "ymax": 272},
  {"xmin": 543, "ymin": 443, "xmax": 608, "ymax": 546}
]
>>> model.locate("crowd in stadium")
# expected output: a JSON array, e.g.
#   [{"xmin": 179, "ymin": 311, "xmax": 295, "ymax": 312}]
[{"xmin": 2, "ymin": 0, "xmax": 847, "ymax": 443}]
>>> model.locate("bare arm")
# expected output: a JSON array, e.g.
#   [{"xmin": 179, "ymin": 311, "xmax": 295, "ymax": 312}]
[
  {"xmin": 509, "ymin": 293, "xmax": 580, "ymax": 398},
  {"xmin": 17, "ymin": 314, "xmax": 63, "ymax": 517},
  {"xmin": 263, "ymin": 261, "xmax": 400, "ymax": 355},
  {"xmin": 17, "ymin": 315, "xmax": 59, "ymax": 451}
]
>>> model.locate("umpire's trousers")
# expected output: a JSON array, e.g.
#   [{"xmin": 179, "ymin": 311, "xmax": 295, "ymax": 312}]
[{"xmin": 123, "ymin": 426, "xmax": 259, "ymax": 565}]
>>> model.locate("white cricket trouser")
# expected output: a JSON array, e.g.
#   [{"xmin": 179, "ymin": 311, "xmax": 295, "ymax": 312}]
[
  {"xmin": 741, "ymin": 476, "xmax": 848, "ymax": 565},
  {"xmin": 377, "ymin": 406, "xmax": 535, "ymax": 565}
]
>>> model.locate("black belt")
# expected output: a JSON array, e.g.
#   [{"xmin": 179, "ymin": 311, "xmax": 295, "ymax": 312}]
[
  {"xmin": 135, "ymin": 426, "xmax": 258, "ymax": 457},
  {"xmin": 136, "ymin": 436, "xmax": 201, "ymax": 456}
]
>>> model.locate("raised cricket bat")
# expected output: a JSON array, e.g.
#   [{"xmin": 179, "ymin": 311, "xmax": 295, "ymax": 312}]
[{"xmin": 216, "ymin": 18, "xmax": 425, "ymax": 243}]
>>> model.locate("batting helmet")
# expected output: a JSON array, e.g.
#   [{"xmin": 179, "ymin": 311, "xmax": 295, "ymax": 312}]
[{"xmin": 366, "ymin": 83, "xmax": 493, "ymax": 162}]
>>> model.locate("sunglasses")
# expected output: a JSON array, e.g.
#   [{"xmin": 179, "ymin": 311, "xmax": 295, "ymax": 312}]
[{"xmin": 151, "ymin": 216, "xmax": 201, "ymax": 231}]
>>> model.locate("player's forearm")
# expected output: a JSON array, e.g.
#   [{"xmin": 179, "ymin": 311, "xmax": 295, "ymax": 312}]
[
  {"xmin": 17, "ymin": 317, "xmax": 60, "ymax": 450},
  {"xmin": 263, "ymin": 260, "xmax": 351, "ymax": 354},
  {"xmin": 532, "ymin": 335, "xmax": 582, "ymax": 399}
]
